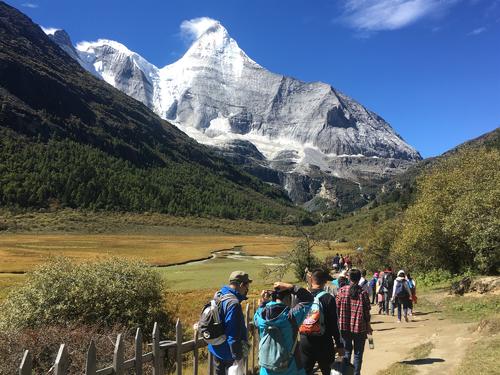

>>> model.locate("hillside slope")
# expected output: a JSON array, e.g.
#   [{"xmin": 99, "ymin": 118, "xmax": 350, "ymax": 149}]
[{"xmin": 0, "ymin": 2, "xmax": 307, "ymax": 222}]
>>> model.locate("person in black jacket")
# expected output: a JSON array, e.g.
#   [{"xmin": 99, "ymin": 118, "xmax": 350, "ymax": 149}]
[{"xmin": 299, "ymin": 269, "xmax": 344, "ymax": 375}]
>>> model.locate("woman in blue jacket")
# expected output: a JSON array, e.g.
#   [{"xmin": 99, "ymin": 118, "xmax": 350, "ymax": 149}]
[{"xmin": 254, "ymin": 282, "xmax": 313, "ymax": 375}]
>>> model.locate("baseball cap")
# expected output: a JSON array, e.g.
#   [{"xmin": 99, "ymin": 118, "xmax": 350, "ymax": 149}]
[{"xmin": 229, "ymin": 271, "xmax": 252, "ymax": 284}]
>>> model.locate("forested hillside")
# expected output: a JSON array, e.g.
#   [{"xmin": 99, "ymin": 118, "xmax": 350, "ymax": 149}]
[
  {"xmin": 363, "ymin": 128, "xmax": 500, "ymax": 274},
  {"xmin": 0, "ymin": 3, "xmax": 308, "ymax": 222}
]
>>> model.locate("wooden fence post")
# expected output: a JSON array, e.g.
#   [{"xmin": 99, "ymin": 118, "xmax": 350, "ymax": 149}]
[
  {"xmin": 193, "ymin": 329, "xmax": 199, "ymax": 375},
  {"xmin": 113, "ymin": 334, "xmax": 124, "ymax": 375},
  {"xmin": 245, "ymin": 304, "xmax": 250, "ymax": 375},
  {"xmin": 152, "ymin": 322, "xmax": 164, "ymax": 375},
  {"xmin": 176, "ymin": 319, "xmax": 183, "ymax": 375},
  {"xmin": 19, "ymin": 350, "xmax": 31, "ymax": 375},
  {"xmin": 135, "ymin": 328, "xmax": 143, "ymax": 375},
  {"xmin": 207, "ymin": 351, "xmax": 214, "ymax": 375},
  {"xmin": 54, "ymin": 344, "xmax": 69, "ymax": 375},
  {"xmin": 85, "ymin": 340, "xmax": 96, "ymax": 375},
  {"xmin": 252, "ymin": 300, "xmax": 256, "ymax": 375}
]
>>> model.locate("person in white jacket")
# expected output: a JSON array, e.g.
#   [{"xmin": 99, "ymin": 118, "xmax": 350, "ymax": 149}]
[{"xmin": 391, "ymin": 270, "xmax": 412, "ymax": 323}]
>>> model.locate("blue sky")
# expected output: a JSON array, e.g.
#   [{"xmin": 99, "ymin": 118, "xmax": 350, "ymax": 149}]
[{"xmin": 8, "ymin": 0, "xmax": 500, "ymax": 157}]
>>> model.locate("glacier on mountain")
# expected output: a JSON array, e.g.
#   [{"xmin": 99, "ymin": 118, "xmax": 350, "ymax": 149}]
[{"xmin": 44, "ymin": 18, "xmax": 421, "ymax": 209}]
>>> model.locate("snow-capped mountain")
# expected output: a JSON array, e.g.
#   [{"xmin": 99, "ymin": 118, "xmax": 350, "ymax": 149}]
[{"xmin": 45, "ymin": 19, "xmax": 421, "ymax": 210}]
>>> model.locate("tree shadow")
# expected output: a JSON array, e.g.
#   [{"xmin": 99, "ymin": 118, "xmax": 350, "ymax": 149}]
[
  {"xmin": 370, "ymin": 321, "xmax": 384, "ymax": 324},
  {"xmin": 401, "ymin": 358, "xmax": 445, "ymax": 365},
  {"xmin": 375, "ymin": 327, "xmax": 396, "ymax": 332}
]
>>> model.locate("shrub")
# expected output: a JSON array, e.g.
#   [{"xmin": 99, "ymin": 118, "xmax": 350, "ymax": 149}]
[
  {"xmin": 0, "ymin": 324, "xmax": 135, "ymax": 375},
  {"xmin": 0, "ymin": 257, "xmax": 172, "ymax": 333}
]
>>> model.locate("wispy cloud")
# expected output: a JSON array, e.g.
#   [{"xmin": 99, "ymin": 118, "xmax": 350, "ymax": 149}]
[
  {"xmin": 180, "ymin": 17, "xmax": 220, "ymax": 42},
  {"xmin": 339, "ymin": 0, "xmax": 459, "ymax": 32},
  {"xmin": 467, "ymin": 26, "xmax": 486, "ymax": 35},
  {"xmin": 21, "ymin": 2, "xmax": 38, "ymax": 8}
]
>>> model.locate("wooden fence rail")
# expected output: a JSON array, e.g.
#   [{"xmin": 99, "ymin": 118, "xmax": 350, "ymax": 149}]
[{"xmin": 18, "ymin": 303, "xmax": 258, "ymax": 375}]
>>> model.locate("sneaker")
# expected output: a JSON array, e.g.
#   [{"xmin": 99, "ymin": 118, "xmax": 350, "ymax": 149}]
[
  {"xmin": 397, "ymin": 320, "xmax": 401, "ymax": 323},
  {"xmin": 405, "ymin": 316, "xmax": 409, "ymax": 323}
]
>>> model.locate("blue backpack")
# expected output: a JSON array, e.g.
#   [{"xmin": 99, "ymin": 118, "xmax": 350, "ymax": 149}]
[
  {"xmin": 395, "ymin": 280, "xmax": 409, "ymax": 298},
  {"xmin": 257, "ymin": 308, "xmax": 298, "ymax": 372}
]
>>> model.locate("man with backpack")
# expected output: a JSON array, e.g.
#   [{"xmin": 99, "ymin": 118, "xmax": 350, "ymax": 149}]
[
  {"xmin": 203, "ymin": 271, "xmax": 252, "ymax": 375},
  {"xmin": 391, "ymin": 270, "xmax": 412, "ymax": 323},
  {"xmin": 336, "ymin": 269, "xmax": 372, "ymax": 375},
  {"xmin": 254, "ymin": 281, "xmax": 313, "ymax": 375},
  {"xmin": 381, "ymin": 267, "xmax": 395, "ymax": 316},
  {"xmin": 299, "ymin": 269, "xmax": 344, "ymax": 375}
]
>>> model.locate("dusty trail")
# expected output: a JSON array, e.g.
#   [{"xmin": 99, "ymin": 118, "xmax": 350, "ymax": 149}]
[{"xmin": 361, "ymin": 297, "xmax": 474, "ymax": 375}]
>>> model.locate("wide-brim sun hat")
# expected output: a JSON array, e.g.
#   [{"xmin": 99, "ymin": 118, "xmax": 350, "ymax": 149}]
[{"xmin": 397, "ymin": 270, "xmax": 405, "ymax": 276}]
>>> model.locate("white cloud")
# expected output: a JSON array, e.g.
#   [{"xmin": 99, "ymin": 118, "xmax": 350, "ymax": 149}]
[
  {"xmin": 468, "ymin": 26, "xmax": 486, "ymax": 35},
  {"xmin": 41, "ymin": 26, "xmax": 59, "ymax": 35},
  {"xmin": 21, "ymin": 2, "xmax": 38, "ymax": 8},
  {"xmin": 339, "ymin": 0, "xmax": 458, "ymax": 31},
  {"xmin": 180, "ymin": 17, "xmax": 220, "ymax": 41}
]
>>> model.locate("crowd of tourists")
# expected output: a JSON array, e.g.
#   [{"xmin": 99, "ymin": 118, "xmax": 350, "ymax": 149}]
[{"xmin": 198, "ymin": 265, "xmax": 417, "ymax": 375}]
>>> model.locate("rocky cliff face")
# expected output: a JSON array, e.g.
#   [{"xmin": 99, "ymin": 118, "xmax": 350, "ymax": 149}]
[{"xmin": 46, "ymin": 18, "xmax": 421, "ymax": 211}]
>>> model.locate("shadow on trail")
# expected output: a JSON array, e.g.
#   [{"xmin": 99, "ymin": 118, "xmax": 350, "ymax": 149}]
[
  {"xmin": 375, "ymin": 328, "xmax": 396, "ymax": 332},
  {"xmin": 401, "ymin": 358, "xmax": 445, "ymax": 365},
  {"xmin": 413, "ymin": 310, "xmax": 441, "ymax": 316}
]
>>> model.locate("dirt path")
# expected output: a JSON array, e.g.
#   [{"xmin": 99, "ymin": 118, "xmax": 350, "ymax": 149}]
[{"xmin": 361, "ymin": 297, "xmax": 475, "ymax": 375}]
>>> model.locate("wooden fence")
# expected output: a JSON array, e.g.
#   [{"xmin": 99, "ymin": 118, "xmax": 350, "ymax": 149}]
[{"xmin": 18, "ymin": 302, "xmax": 259, "ymax": 375}]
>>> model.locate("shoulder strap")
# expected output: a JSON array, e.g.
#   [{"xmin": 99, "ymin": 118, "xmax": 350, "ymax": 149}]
[
  {"xmin": 316, "ymin": 290, "xmax": 328, "ymax": 301},
  {"xmin": 215, "ymin": 293, "xmax": 239, "ymax": 315},
  {"xmin": 288, "ymin": 312, "xmax": 299, "ymax": 357}
]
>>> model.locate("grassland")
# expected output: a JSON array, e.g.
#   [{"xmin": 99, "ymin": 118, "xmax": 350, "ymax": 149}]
[{"xmin": 0, "ymin": 233, "xmax": 298, "ymax": 273}]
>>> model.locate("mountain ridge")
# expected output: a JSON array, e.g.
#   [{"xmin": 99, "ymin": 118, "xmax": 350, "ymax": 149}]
[
  {"xmin": 0, "ymin": 2, "xmax": 306, "ymax": 222},
  {"xmin": 45, "ymin": 18, "xmax": 421, "ymax": 211}
]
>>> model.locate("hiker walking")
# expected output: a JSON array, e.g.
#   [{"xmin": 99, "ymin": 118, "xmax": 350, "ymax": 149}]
[
  {"xmin": 369, "ymin": 272, "xmax": 378, "ymax": 305},
  {"xmin": 339, "ymin": 255, "xmax": 345, "ymax": 270},
  {"xmin": 332, "ymin": 270, "xmax": 349, "ymax": 295},
  {"xmin": 376, "ymin": 272, "xmax": 385, "ymax": 314},
  {"xmin": 206, "ymin": 271, "xmax": 252, "ymax": 375},
  {"xmin": 381, "ymin": 267, "xmax": 395, "ymax": 316},
  {"xmin": 254, "ymin": 282, "xmax": 313, "ymax": 375},
  {"xmin": 406, "ymin": 273, "xmax": 417, "ymax": 318},
  {"xmin": 344, "ymin": 255, "xmax": 352, "ymax": 270},
  {"xmin": 391, "ymin": 270, "xmax": 412, "ymax": 323},
  {"xmin": 299, "ymin": 269, "xmax": 344, "ymax": 375},
  {"xmin": 336, "ymin": 269, "xmax": 372, "ymax": 375},
  {"xmin": 359, "ymin": 269, "xmax": 371, "ymax": 295},
  {"xmin": 332, "ymin": 253, "xmax": 340, "ymax": 271}
]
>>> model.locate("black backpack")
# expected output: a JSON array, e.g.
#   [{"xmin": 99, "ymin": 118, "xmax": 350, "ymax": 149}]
[
  {"xmin": 198, "ymin": 292, "xmax": 238, "ymax": 345},
  {"xmin": 382, "ymin": 273, "xmax": 394, "ymax": 291}
]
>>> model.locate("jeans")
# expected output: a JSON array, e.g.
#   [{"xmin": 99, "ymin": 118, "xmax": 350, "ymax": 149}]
[
  {"xmin": 213, "ymin": 356, "xmax": 234, "ymax": 375},
  {"xmin": 395, "ymin": 297, "xmax": 409, "ymax": 321},
  {"xmin": 383, "ymin": 292, "xmax": 394, "ymax": 315},
  {"xmin": 371, "ymin": 289, "xmax": 376, "ymax": 304},
  {"xmin": 341, "ymin": 331, "xmax": 366, "ymax": 375}
]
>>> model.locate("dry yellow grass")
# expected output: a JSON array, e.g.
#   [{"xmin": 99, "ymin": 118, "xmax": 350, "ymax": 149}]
[{"xmin": 0, "ymin": 233, "xmax": 297, "ymax": 273}]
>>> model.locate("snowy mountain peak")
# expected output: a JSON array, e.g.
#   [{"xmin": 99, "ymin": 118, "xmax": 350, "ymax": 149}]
[
  {"xmin": 46, "ymin": 19, "xmax": 422, "ymax": 206},
  {"xmin": 76, "ymin": 39, "xmax": 135, "ymax": 57},
  {"xmin": 176, "ymin": 17, "xmax": 259, "ymax": 69}
]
